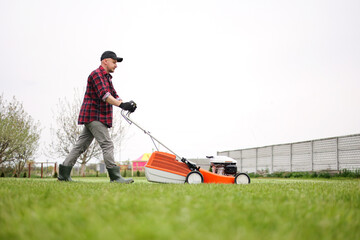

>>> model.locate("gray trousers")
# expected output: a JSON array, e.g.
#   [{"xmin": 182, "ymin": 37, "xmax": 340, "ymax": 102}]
[{"xmin": 62, "ymin": 121, "xmax": 116, "ymax": 169}]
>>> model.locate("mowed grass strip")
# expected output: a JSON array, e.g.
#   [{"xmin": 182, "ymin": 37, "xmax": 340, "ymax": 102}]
[{"xmin": 0, "ymin": 178, "xmax": 359, "ymax": 240}]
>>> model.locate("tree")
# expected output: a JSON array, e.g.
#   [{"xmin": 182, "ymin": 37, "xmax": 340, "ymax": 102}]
[
  {"xmin": 0, "ymin": 94, "xmax": 41, "ymax": 175},
  {"xmin": 48, "ymin": 89, "xmax": 129, "ymax": 176}
]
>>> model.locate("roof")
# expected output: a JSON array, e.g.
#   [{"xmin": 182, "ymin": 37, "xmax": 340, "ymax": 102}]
[{"xmin": 133, "ymin": 153, "xmax": 152, "ymax": 162}]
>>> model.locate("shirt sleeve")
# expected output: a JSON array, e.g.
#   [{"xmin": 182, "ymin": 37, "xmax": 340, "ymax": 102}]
[
  {"xmin": 102, "ymin": 92, "xmax": 111, "ymax": 102},
  {"xmin": 90, "ymin": 72, "xmax": 110, "ymax": 102}
]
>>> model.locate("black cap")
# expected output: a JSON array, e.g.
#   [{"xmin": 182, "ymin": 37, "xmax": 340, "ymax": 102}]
[{"xmin": 100, "ymin": 51, "xmax": 123, "ymax": 62}]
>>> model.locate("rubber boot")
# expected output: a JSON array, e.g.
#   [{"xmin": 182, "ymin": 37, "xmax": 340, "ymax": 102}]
[
  {"xmin": 107, "ymin": 166, "xmax": 134, "ymax": 184},
  {"xmin": 58, "ymin": 164, "xmax": 73, "ymax": 181}
]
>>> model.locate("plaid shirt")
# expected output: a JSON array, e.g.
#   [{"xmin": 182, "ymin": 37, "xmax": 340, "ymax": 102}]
[{"xmin": 78, "ymin": 65, "xmax": 120, "ymax": 128}]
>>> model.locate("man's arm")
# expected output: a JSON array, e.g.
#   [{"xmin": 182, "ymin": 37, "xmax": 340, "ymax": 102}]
[
  {"xmin": 106, "ymin": 95, "xmax": 137, "ymax": 112},
  {"xmin": 105, "ymin": 95, "xmax": 122, "ymax": 107}
]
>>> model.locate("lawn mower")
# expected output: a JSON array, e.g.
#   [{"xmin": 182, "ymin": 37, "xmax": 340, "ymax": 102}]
[{"xmin": 121, "ymin": 110, "xmax": 250, "ymax": 184}]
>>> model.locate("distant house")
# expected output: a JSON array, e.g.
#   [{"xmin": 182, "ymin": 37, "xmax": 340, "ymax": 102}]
[
  {"xmin": 98, "ymin": 163, "xmax": 106, "ymax": 173},
  {"xmin": 119, "ymin": 164, "xmax": 130, "ymax": 171},
  {"xmin": 132, "ymin": 153, "xmax": 151, "ymax": 171}
]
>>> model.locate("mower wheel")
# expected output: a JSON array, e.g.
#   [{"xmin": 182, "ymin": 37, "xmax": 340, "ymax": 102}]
[
  {"xmin": 234, "ymin": 173, "xmax": 250, "ymax": 184},
  {"xmin": 185, "ymin": 171, "xmax": 204, "ymax": 184}
]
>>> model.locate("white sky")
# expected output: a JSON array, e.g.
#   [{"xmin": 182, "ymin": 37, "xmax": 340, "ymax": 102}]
[{"xmin": 1, "ymin": 0, "xmax": 359, "ymax": 163}]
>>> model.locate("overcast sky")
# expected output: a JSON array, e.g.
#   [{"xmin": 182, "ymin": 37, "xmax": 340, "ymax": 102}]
[{"xmin": 1, "ymin": 0, "xmax": 359, "ymax": 163}]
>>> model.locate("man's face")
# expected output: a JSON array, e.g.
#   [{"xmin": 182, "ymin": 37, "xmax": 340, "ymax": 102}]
[{"xmin": 104, "ymin": 58, "xmax": 117, "ymax": 73}]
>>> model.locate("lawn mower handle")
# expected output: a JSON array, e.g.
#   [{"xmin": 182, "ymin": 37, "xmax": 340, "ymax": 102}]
[
  {"xmin": 120, "ymin": 110, "xmax": 173, "ymax": 154},
  {"xmin": 120, "ymin": 110, "xmax": 199, "ymax": 171}
]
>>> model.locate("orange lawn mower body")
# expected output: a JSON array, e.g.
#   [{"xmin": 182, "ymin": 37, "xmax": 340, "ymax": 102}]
[{"xmin": 145, "ymin": 151, "xmax": 250, "ymax": 184}]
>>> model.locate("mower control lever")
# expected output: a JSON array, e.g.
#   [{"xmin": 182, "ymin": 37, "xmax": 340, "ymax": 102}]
[{"xmin": 181, "ymin": 158, "xmax": 199, "ymax": 171}]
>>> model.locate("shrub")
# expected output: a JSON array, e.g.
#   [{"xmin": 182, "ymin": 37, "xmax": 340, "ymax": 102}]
[
  {"xmin": 283, "ymin": 172, "xmax": 292, "ymax": 178},
  {"xmin": 273, "ymin": 172, "xmax": 285, "ymax": 178},
  {"xmin": 318, "ymin": 172, "xmax": 331, "ymax": 178},
  {"xmin": 53, "ymin": 171, "xmax": 58, "ymax": 178},
  {"xmin": 338, "ymin": 169, "xmax": 353, "ymax": 178},
  {"xmin": 310, "ymin": 172, "xmax": 318, "ymax": 178},
  {"xmin": 136, "ymin": 170, "xmax": 140, "ymax": 177},
  {"xmin": 248, "ymin": 173, "xmax": 261, "ymax": 178},
  {"xmin": 336, "ymin": 169, "xmax": 360, "ymax": 178},
  {"xmin": 291, "ymin": 172, "xmax": 304, "ymax": 178},
  {"xmin": 242, "ymin": 170, "xmax": 359, "ymax": 179},
  {"xmin": 354, "ymin": 169, "xmax": 360, "ymax": 178},
  {"xmin": 23, "ymin": 172, "xmax": 27, "ymax": 178},
  {"xmin": 302, "ymin": 172, "xmax": 311, "ymax": 178}
]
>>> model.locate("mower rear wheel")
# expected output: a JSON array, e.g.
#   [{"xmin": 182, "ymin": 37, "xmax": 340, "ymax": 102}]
[
  {"xmin": 234, "ymin": 173, "xmax": 250, "ymax": 184},
  {"xmin": 185, "ymin": 171, "xmax": 204, "ymax": 184}
]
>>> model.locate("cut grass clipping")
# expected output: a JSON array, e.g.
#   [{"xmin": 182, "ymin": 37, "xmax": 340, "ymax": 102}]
[{"xmin": 0, "ymin": 177, "xmax": 359, "ymax": 240}]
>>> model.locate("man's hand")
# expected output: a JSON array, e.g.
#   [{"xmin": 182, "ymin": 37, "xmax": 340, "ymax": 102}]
[{"xmin": 119, "ymin": 101, "xmax": 137, "ymax": 113}]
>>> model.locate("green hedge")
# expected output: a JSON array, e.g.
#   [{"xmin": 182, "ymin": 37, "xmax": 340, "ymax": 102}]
[{"xmin": 247, "ymin": 169, "xmax": 360, "ymax": 179}]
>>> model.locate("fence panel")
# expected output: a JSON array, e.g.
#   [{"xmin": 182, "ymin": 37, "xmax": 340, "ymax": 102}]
[
  {"xmin": 242, "ymin": 149, "xmax": 256, "ymax": 173},
  {"xmin": 292, "ymin": 142, "xmax": 312, "ymax": 172},
  {"xmin": 338, "ymin": 135, "xmax": 360, "ymax": 170},
  {"xmin": 217, "ymin": 134, "xmax": 360, "ymax": 173},
  {"xmin": 257, "ymin": 147, "xmax": 272, "ymax": 171},
  {"xmin": 273, "ymin": 144, "xmax": 291, "ymax": 172}
]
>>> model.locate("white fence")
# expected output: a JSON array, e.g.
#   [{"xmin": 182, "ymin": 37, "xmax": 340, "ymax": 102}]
[{"xmin": 217, "ymin": 134, "xmax": 360, "ymax": 173}]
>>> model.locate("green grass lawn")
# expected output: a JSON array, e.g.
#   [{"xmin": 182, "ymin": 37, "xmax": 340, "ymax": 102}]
[{"xmin": 0, "ymin": 177, "xmax": 359, "ymax": 240}]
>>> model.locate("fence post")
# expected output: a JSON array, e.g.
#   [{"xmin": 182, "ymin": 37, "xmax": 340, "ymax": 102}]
[
  {"xmin": 28, "ymin": 162, "xmax": 31, "ymax": 178},
  {"xmin": 336, "ymin": 137, "xmax": 339, "ymax": 171},
  {"xmin": 240, "ymin": 150, "xmax": 243, "ymax": 172},
  {"xmin": 290, "ymin": 144, "xmax": 293, "ymax": 172},
  {"xmin": 255, "ymin": 148, "xmax": 258, "ymax": 173},
  {"xmin": 311, "ymin": 141, "xmax": 314, "ymax": 172},
  {"xmin": 41, "ymin": 163, "xmax": 43, "ymax": 178},
  {"xmin": 271, "ymin": 146, "xmax": 274, "ymax": 173}
]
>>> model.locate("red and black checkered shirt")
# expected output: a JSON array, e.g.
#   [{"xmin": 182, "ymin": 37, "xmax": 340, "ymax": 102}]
[{"xmin": 78, "ymin": 65, "xmax": 120, "ymax": 128}]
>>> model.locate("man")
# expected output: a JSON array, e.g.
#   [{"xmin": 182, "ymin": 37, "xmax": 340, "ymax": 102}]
[{"xmin": 58, "ymin": 51, "xmax": 136, "ymax": 183}]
